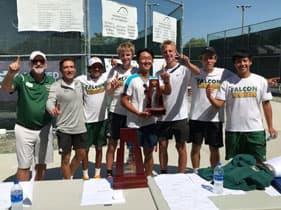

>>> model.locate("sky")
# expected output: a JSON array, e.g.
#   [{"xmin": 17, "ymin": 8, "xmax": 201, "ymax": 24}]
[
  {"xmin": 184, "ymin": 0, "xmax": 281, "ymax": 42},
  {"xmin": 91, "ymin": 0, "xmax": 281, "ymax": 44}
]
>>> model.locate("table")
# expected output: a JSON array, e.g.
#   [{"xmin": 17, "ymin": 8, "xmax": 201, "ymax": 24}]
[
  {"xmin": 18, "ymin": 175, "xmax": 281, "ymax": 210},
  {"xmin": 30, "ymin": 179, "xmax": 157, "ymax": 210},
  {"xmin": 209, "ymin": 191, "xmax": 281, "ymax": 210},
  {"xmin": 147, "ymin": 175, "xmax": 281, "ymax": 210}
]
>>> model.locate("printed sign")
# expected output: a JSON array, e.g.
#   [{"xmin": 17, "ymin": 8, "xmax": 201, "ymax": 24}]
[
  {"xmin": 152, "ymin": 11, "xmax": 177, "ymax": 43},
  {"xmin": 17, "ymin": 0, "xmax": 84, "ymax": 32},
  {"xmin": 102, "ymin": 0, "xmax": 138, "ymax": 40}
]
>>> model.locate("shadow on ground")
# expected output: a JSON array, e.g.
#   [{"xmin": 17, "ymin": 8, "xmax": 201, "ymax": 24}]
[{"xmin": 2, "ymin": 163, "xmax": 192, "ymax": 182}]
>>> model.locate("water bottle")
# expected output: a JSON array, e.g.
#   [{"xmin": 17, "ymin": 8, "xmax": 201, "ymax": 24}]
[
  {"xmin": 266, "ymin": 133, "xmax": 276, "ymax": 141},
  {"xmin": 10, "ymin": 180, "xmax": 23, "ymax": 210},
  {"xmin": 213, "ymin": 162, "xmax": 224, "ymax": 194}
]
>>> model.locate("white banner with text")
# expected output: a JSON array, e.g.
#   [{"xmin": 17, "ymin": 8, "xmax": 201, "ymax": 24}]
[
  {"xmin": 17, "ymin": 0, "xmax": 84, "ymax": 32},
  {"xmin": 152, "ymin": 11, "xmax": 177, "ymax": 43},
  {"xmin": 102, "ymin": 0, "xmax": 138, "ymax": 40}
]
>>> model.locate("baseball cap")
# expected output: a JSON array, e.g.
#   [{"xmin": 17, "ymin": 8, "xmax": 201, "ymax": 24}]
[
  {"xmin": 200, "ymin": 47, "xmax": 216, "ymax": 55},
  {"xmin": 88, "ymin": 57, "xmax": 103, "ymax": 67},
  {"xmin": 29, "ymin": 51, "xmax": 47, "ymax": 61}
]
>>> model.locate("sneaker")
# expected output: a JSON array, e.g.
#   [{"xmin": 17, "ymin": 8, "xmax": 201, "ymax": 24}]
[
  {"xmin": 193, "ymin": 168, "xmax": 199, "ymax": 174},
  {"xmin": 82, "ymin": 174, "xmax": 89, "ymax": 180},
  {"xmin": 94, "ymin": 175, "xmax": 101, "ymax": 179}
]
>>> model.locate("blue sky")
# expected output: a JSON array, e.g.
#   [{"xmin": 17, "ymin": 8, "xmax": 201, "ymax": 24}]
[
  {"xmin": 185, "ymin": 0, "xmax": 281, "ymax": 41},
  {"xmin": 91, "ymin": 0, "xmax": 281, "ymax": 43}
]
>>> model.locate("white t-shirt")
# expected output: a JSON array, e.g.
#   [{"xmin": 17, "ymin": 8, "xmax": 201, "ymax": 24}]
[
  {"xmin": 107, "ymin": 65, "xmax": 138, "ymax": 115},
  {"xmin": 156, "ymin": 63, "xmax": 191, "ymax": 122},
  {"xmin": 123, "ymin": 73, "xmax": 156, "ymax": 128},
  {"xmin": 216, "ymin": 73, "xmax": 272, "ymax": 132},
  {"xmin": 189, "ymin": 67, "xmax": 234, "ymax": 122},
  {"xmin": 75, "ymin": 74, "xmax": 108, "ymax": 123}
]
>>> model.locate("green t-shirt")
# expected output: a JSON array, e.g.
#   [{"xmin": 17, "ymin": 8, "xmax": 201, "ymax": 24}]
[{"xmin": 13, "ymin": 72, "xmax": 55, "ymax": 129}]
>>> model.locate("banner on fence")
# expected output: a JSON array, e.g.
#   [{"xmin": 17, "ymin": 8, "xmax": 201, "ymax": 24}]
[
  {"xmin": 152, "ymin": 11, "xmax": 177, "ymax": 43},
  {"xmin": 17, "ymin": 0, "xmax": 84, "ymax": 32},
  {"xmin": 102, "ymin": 0, "xmax": 138, "ymax": 40}
]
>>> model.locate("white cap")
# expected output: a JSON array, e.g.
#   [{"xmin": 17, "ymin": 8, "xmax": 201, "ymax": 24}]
[
  {"xmin": 88, "ymin": 57, "xmax": 103, "ymax": 67},
  {"xmin": 29, "ymin": 51, "xmax": 47, "ymax": 61}
]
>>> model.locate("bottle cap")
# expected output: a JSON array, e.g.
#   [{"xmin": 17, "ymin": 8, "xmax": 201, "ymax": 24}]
[{"xmin": 14, "ymin": 180, "xmax": 19, "ymax": 184}]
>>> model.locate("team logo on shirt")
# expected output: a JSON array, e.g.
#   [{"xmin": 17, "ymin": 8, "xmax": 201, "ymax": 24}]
[
  {"xmin": 230, "ymin": 86, "xmax": 257, "ymax": 98},
  {"xmin": 25, "ymin": 82, "xmax": 33, "ymax": 88},
  {"xmin": 85, "ymin": 84, "xmax": 105, "ymax": 95},
  {"xmin": 196, "ymin": 78, "xmax": 221, "ymax": 89}
]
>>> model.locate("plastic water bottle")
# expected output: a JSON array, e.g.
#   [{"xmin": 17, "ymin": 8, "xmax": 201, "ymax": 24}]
[
  {"xmin": 266, "ymin": 133, "xmax": 276, "ymax": 141},
  {"xmin": 213, "ymin": 162, "xmax": 224, "ymax": 194},
  {"xmin": 10, "ymin": 180, "xmax": 23, "ymax": 210}
]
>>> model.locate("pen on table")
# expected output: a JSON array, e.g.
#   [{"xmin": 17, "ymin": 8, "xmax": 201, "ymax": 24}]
[
  {"xmin": 201, "ymin": 184, "xmax": 213, "ymax": 192},
  {"xmin": 104, "ymin": 203, "xmax": 112, "ymax": 206}
]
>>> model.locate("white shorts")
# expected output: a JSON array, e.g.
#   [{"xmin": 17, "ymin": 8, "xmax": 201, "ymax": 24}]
[{"xmin": 15, "ymin": 123, "xmax": 53, "ymax": 169}]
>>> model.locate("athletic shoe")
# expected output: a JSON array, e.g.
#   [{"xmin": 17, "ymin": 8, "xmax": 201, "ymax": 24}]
[
  {"xmin": 94, "ymin": 175, "xmax": 101, "ymax": 179},
  {"xmin": 82, "ymin": 174, "xmax": 89, "ymax": 180}
]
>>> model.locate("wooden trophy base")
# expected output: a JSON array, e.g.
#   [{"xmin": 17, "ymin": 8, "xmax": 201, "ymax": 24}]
[
  {"xmin": 113, "ymin": 174, "xmax": 147, "ymax": 189},
  {"xmin": 113, "ymin": 128, "xmax": 148, "ymax": 189}
]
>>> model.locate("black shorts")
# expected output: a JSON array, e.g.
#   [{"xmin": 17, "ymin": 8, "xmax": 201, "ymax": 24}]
[
  {"xmin": 56, "ymin": 131, "xmax": 88, "ymax": 154},
  {"xmin": 137, "ymin": 124, "xmax": 158, "ymax": 148},
  {"xmin": 157, "ymin": 119, "xmax": 189, "ymax": 143},
  {"xmin": 188, "ymin": 120, "xmax": 223, "ymax": 148},
  {"xmin": 107, "ymin": 112, "xmax": 127, "ymax": 140}
]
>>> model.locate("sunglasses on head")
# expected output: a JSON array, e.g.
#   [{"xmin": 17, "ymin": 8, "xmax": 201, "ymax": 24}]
[{"xmin": 32, "ymin": 59, "xmax": 45, "ymax": 64}]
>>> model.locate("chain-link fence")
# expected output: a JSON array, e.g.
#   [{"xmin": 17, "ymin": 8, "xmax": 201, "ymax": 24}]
[
  {"xmin": 0, "ymin": 0, "xmax": 183, "ymax": 61},
  {"xmin": 207, "ymin": 18, "xmax": 281, "ymax": 80},
  {"xmin": 0, "ymin": 0, "xmax": 183, "ymax": 129}
]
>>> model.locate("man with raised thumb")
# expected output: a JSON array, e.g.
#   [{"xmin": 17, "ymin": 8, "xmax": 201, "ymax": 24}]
[{"xmin": 1, "ymin": 51, "xmax": 55, "ymax": 181}]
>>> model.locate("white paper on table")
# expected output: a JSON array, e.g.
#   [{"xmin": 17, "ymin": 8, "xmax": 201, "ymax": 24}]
[
  {"xmin": 0, "ymin": 182, "xmax": 13, "ymax": 209},
  {"xmin": 0, "ymin": 181, "xmax": 33, "ymax": 209},
  {"xmin": 265, "ymin": 186, "xmax": 281, "ymax": 196},
  {"xmin": 80, "ymin": 179, "xmax": 125, "ymax": 206},
  {"xmin": 154, "ymin": 173, "xmax": 246, "ymax": 210},
  {"xmin": 154, "ymin": 174, "xmax": 218, "ymax": 210},
  {"xmin": 21, "ymin": 181, "xmax": 33, "ymax": 207},
  {"xmin": 265, "ymin": 156, "xmax": 281, "ymax": 177}
]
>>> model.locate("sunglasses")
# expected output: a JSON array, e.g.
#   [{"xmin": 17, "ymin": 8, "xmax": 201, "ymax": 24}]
[
  {"xmin": 143, "ymin": 84, "xmax": 148, "ymax": 94},
  {"xmin": 32, "ymin": 59, "xmax": 45, "ymax": 64}
]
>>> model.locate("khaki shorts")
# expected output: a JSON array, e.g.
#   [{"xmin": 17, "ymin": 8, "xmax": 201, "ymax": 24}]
[{"xmin": 15, "ymin": 123, "xmax": 53, "ymax": 169}]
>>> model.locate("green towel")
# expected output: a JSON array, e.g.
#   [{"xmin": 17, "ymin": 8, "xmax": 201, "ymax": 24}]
[{"xmin": 198, "ymin": 154, "xmax": 274, "ymax": 191}]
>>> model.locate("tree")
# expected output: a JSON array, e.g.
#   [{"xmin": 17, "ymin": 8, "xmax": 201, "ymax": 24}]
[
  {"xmin": 183, "ymin": 37, "xmax": 207, "ymax": 48},
  {"xmin": 91, "ymin": 32, "xmax": 125, "ymax": 45}
]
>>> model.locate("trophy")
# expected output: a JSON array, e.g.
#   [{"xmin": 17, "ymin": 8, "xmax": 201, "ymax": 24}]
[
  {"xmin": 144, "ymin": 78, "xmax": 166, "ymax": 116},
  {"xmin": 114, "ymin": 128, "xmax": 147, "ymax": 189}
]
